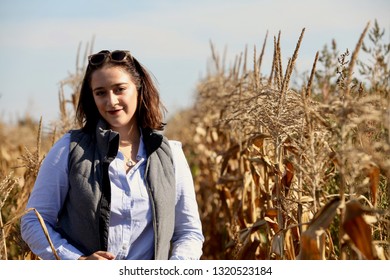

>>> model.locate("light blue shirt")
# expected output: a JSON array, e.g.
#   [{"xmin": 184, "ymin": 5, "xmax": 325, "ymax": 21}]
[{"xmin": 21, "ymin": 132, "xmax": 204, "ymax": 260}]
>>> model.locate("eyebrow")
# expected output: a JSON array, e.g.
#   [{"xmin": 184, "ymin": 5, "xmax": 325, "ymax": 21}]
[{"xmin": 92, "ymin": 82, "xmax": 128, "ymax": 92}]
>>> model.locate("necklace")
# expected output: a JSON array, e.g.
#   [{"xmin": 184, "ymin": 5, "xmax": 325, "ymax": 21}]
[
  {"xmin": 125, "ymin": 157, "xmax": 136, "ymax": 167},
  {"xmin": 120, "ymin": 150, "xmax": 137, "ymax": 168},
  {"xmin": 119, "ymin": 139, "xmax": 139, "ymax": 168}
]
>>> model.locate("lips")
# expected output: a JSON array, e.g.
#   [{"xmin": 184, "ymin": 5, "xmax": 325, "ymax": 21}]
[{"xmin": 107, "ymin": 108, "xmax": 123, "ymax": 115}]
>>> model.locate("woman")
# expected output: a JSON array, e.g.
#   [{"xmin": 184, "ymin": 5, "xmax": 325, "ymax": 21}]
[{"xmin": 21, "ymin": 50, "xmax": 204, "ymax": 260}]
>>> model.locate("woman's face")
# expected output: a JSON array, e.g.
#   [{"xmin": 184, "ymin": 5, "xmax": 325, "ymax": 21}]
[{"xmin": 91, "ymin": 66, "xmax": 138, "ymax": 131}]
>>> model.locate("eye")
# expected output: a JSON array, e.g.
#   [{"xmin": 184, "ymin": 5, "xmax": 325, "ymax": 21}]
[
  {"xmin": 115, "ymin": 86, "xmax": 127, "ymax": 94},
  {"xmin": 93, "ymin": 90, "xmax": 106, "ymax": 97}
]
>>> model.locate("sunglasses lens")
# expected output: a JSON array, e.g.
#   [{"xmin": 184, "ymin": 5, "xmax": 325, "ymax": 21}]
[
  {"xmin": 88, "ymin": 50, "xmax": 130, "ymax": 66},
  {"xmin": 89, "ymin": 53, "xmax": 107, "ymax": 65},
  {"xmin": 111, "ymin": 51, "xmax": 127, "ymax": 62}
]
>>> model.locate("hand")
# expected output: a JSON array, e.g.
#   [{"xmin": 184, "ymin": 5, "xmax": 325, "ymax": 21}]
[{"xmin": 78, "ymin": 251, "xmax": 115, "ymax": 260}]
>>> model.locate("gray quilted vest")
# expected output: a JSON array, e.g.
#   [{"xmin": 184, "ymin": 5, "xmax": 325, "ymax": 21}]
[{"xmin": 56, "ymin": 121, "xmax": 176, "ymax": 259}]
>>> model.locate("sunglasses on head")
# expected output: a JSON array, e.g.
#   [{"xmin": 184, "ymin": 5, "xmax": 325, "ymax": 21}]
[{"xmin": 88, "ymin": 50, "xmax": 132, "ymax": 66}]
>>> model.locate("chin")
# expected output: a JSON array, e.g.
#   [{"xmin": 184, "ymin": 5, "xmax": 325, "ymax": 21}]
[{"xmin": 108, "ymin": 120, "xmax": 131, "ymax": 129}]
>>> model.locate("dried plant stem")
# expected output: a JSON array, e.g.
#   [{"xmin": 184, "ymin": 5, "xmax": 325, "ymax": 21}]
[
  {"xmin": 277, "ymin": 28, "xmax": 305, "ymax": 117},
  {"xmin": 297, "ymin": 126, "xmax": 305, "ymax": 235},
  {"xmin": 36, "ymin": 117, "xmax": 42, "ymax": 162},
  {"xmin": 281, "ymin": 28, "xmax": 306, "ymax": 94},
  {"xmin": 277, "ymin": 57, "xmax": 292, "ymax": 117},
  {"xmin": 275, "ymin": 136, "xmax": 284, "ymax": 258},
  {"xmin": 269, "ymin": 37, "xmax": 277, "ymax": 87},
  {"xmin": 235, "ymin": 52, "xmax": 243, "ymax": 80},
  {"xmin": 0, "ymin": 212, "xmax": 6, "ymax": 260},
  {"xmin": 306, "ymin": 51, "xmax": 319, "ymax": 97},
  {"xmin": 59, "ymin": 84, "xmax": 67, "ymax": 120},
  {"xmin": 346, "ymin": 21, "xmax": 370, "ymax": 96},
  {"xmin": 258, "ymin": 31, "xmax": 268, "ymax": 75},
  {"xmin": 253, "ymin": 45, "xmax": 259, "ymax": 89},
  {"xmin": 2, "ymin": 208, "xmax": 60, "ymax": 260},
  {"xmin": 273, "ymin": 35, "xmax": 282, "ymax": 90},
  {"xmin": 210, "ymin": 40, "xmax": 221, "ymax": 74},
  {"xmin": 243, "ymin": 45, "xmax": 248, "ymax": 75},
  {"xmin": 338, "ymin": 95, "xmax": 348, "ymax": 259},
  {"xmin": 277, "ymin": 32, "xmax": 283, "ymax": 90},
  {"xmin": 75, "ymin": 41, "xmax": 82, "ymax": 76}
]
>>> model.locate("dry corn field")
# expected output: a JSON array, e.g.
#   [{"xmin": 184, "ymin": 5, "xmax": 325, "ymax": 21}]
[{"xmin": 1, "ymin": 21, "xmax": 389, "ymax": 260}]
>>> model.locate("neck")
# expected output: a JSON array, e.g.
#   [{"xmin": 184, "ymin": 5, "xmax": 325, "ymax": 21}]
[
  {"xmin": 119, "ymin": 130, "xmax": 140, "ymax": 147},
  {"xmin": 111, "ymin": 122, "xmax": 140, "ymax": 147}
]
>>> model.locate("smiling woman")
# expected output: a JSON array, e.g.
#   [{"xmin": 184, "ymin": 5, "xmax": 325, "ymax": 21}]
[
  {"xmin": 91, "ymin": 66, "xmax": 139, "ymax": 134},
  {"xmin": 20, "ymin": 49, "xmax": 205, "ymax": 260},
  {"xmin": 91, "ymin": 63, "xmax": 140, "ymax": 171}
]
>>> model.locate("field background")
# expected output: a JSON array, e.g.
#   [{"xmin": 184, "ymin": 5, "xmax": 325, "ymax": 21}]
[{"xmin": 1, "ymin": 21, "xmax": 389, "ymax": 260}]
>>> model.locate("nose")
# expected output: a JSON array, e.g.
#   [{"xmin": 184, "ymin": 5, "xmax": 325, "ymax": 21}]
[{"xmin": 107, "ymin": 91, "xmax": 118, "ymax": 106}]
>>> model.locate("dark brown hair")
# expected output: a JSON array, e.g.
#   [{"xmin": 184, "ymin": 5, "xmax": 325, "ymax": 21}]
[{"xmin": 76, "ymin": 50, "xmax": 166, "ymax": 133}]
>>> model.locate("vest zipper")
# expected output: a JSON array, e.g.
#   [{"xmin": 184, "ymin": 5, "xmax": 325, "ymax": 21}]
[{"xmin": 144, "ymin": 158, "xmax": 158, "ymax": 259}]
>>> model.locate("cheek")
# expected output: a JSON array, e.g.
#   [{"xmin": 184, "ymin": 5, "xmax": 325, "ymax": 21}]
[
  {"xmin": 93, "ymin": 97, "xmax": 105, "ymax": 111},
  {"xmin": 132, "ymin": 93, "xmax": 138, "ymax": 106},
  {"xmin": 124, "ymin": 90, "xmax": 138, "ymax": 109},
  {"xmin": 131, "ymin": 95, "xmax": 139, "ymax": 112}
]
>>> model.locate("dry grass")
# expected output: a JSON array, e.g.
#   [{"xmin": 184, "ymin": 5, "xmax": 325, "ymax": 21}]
[
  {"xmin": 1, "ymin": 22, "xmax": 389, "ymax": 260},
  {"xmin": 0, "ymin": 43, "xmax": 88, "ymax": 259},
  {"xmin": 165, "ymin": 20, "xmax": 389, "ymax": 260}
]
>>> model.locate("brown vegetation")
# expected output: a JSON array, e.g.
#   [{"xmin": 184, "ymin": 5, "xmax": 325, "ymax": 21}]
[{"xmin": 165, "ymin": 20, "xmax": 389, "ymax": 260}]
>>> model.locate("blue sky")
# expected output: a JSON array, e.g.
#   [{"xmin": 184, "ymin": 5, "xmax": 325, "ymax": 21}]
[{"xmin": 0, "ymin": 0, "xmax": 389, "ymax": 125}]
